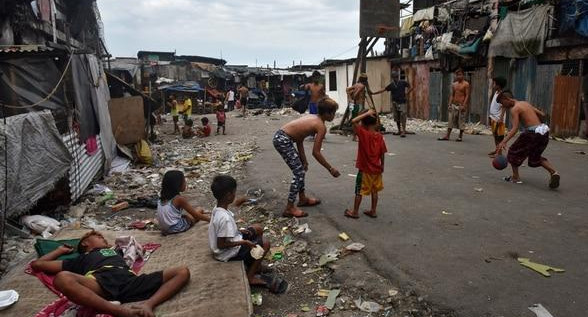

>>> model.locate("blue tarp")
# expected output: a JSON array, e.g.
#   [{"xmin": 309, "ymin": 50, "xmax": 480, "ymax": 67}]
[
  {"xmin": 559, "ymin": 0, "xmax": 588, "ymax": 37},
  {"xmin": 160, "ymin": 82, "xmax": 204, "ymax": 93}
]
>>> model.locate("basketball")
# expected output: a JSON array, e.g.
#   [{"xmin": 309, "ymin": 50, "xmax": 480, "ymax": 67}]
[{"xmin": 492, "ymin": 154, "xmax": 508, "ymax": 170}]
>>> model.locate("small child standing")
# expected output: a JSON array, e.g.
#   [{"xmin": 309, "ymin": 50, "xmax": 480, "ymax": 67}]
[
  {"xmin": 344, "ymin": 109, "xmax": 387, "ymax": 219},
  {"xmin": 182, "ymin": 118, "xmax": 195, "ymax": 139},
  {"xmin": 208, "ymin": 175, "xmax": 287, "ymax": 293},
  {"xmin": 196, "ymin": 117, "xmax": 211, "ymax": 138},
  {"xmin": 216, "ymin": 106, "xmax": 226, "ymax": 135},
  {"xmin": 157, "ymin": 170, "xmax": 210, "ymax": 235}
]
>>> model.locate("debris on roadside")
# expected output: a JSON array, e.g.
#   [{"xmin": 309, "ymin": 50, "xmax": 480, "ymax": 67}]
[
  {"xmin": 344, "ymin": 243, "xmax": 365, "ymax": 252},
  {"xmin": 518, "ymin": 258, "xmax": 565, "ymax": 277},
  {"xmin": 528, "ymin": 303, "xmax": 555, "ymax": 317},
  {"xmin": 338, "ymin": 232, "xmax": 350, "ymax": 241}
]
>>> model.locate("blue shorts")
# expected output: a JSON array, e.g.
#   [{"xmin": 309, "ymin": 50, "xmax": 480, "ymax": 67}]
[
  {"xmin": 309, "ymin": 102, "xmax": 318, "ymax": 114},
  {"xmin": 165, "ymin": 217, "xmax": 191, "ymax": 235}
]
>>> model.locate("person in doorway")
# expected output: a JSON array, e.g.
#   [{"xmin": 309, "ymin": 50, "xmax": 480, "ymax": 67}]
[
  {"xmin": 346, "ymin": 74, "xmax": 369, "ymax": 141},
  {"xmin": 344, "ymin": 109, "xmax": 387, "ymax": 219},
  {"xmin": 373, "ymin": 67, "xmax": 412, "ymax": 137},
  {"xmin": 226, "ymin": 88, "xmax": 236, "ymax": 111},
  {"xmin": 273, "ymin": 97, "xmax": 341, "ymax": 218},
  {"xmin": 438, "ymin": 68, "xmax": 470, "ymax": 142},
  {"xmin": 488, "ymin": 77, "xmax": 507, "ymax": 157},
  {"xmin": 167, "ymin": 95, "xmax": 180, "ymax": 134},
  {"xmin": 303, "ymin": 71, "xmax": 326, "ymax": 115},
  {"xmin": 238, "ymin": 84, "xmax": 249, "ymax": 117},
  {"xmin": 496, "ymin": 91, "xmax": 560, "ymax": 188},
  {"xmin": 30, "ymin": 230, "xmax": 190, "ymax": 317}
]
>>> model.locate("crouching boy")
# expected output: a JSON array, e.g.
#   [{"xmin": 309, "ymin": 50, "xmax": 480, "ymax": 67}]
[{"xmin": 30, "ymin": 230, "xmax": 189, "ymax": 317}]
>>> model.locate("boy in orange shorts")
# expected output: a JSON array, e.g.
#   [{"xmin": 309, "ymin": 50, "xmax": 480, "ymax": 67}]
[{"xmin": 344, "ymin": 109, "xmax": 387, "ymax": 218}]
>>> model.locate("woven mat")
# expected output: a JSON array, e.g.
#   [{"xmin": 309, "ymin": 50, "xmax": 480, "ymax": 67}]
[{"xmin": 0, "ymin": 224, "xmax": 252, "ymax": 317}]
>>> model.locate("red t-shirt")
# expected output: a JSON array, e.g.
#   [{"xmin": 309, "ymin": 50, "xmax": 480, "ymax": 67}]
[
  {"xmin": 354, "ymin": 125, "xmax": 387, "ymax": 174},
  {"xmin": 216, "ymin": 111, "xmax": 226, "ymax": 123},
  {"xmin": 202, "ymin": 124, "xmax": 211, "ymax": 137}
]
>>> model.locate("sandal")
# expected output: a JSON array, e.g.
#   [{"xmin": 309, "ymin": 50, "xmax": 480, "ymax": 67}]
[
  {"xmin": 549, "ymin": 173, "xmax": 560, "ymax": 189},
  {"xmin": 259, "ymin": 274, "xmax": 289, "ymax": 294},
  {"xmin": 297, "ymin": 198, "xmax": 321, "ymax": 207},
  {"xmin": 456, "ymin": 138, "xmax": 463, "ymax": 142},
  {"xmin": 503, "ymin": 176, "xmax": 523, "ymax": 184},
  {"xmin": 437, "ymin": 137, "xmax": 450, "ymax": 141},
  {"xmin": 363, "ymin": 210, "xmax": 378, "ymax": 218},
  {"xmin": 344, "ymin": 209, "xmax": 359, "ymax": 219}
]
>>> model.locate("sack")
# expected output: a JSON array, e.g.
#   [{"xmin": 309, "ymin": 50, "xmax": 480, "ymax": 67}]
[
  {"xmin": 21, "ymin": 215, "xmax": 61, "ymax": 238},
  {"xmin": 292, "ymin": 91, "xmax": 309, "ymax": 114},
  {"xmin": 135, "ymin": 139, "xmax": 153, "ymax": 165}
]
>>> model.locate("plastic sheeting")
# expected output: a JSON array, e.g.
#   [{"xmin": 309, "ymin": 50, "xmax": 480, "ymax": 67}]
[
  {"xmin": 413, "ymin": 7, "xmax": 435, "ymax": 22},
  {"xmin": 0, "ymin": 111, "xmax": 72, "ymax": 217},
  {"xmin": 559, "ymin": 0, "xmax": 588, "ymax": 37},
  {"xmin": 488, "ymin": 5, "xmax": 551, "ymax": 58},
  {"xmin": 71, "ymin": 55, "xmax": 100, "ymax": 142}
]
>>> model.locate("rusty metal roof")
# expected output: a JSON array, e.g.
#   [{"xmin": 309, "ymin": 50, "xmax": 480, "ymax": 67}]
[{"xmin": 0, "ymin": 45, "xmax": 54, "ymax": 54}]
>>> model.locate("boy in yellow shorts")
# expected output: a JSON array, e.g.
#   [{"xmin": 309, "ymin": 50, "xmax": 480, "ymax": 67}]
[{"xmin": 344, "ymin": 109, "xmax": 387, "ymax": 219}]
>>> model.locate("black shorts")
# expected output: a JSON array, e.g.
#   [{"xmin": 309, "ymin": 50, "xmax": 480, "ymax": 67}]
[
  {"xmin": 172, "ymin": 115, "xmax": 179, "ymax": 123},
  {"xmin": 218, "ymin": 121, "xmax": 225, "ymax": 127},
  {"xmin": 240, "ymin": 98, "xmax": 247, "ymax": 107},
  {"xmin": 229, "ymin": 227, "xmax": 262, "ymax": 267},
  {"xmin": 95, "ymin": 269, "xmax": 163, "ymax": 303}
]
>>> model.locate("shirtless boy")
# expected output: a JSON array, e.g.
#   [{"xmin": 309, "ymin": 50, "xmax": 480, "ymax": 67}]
[
  {"xmin": 238, "ymin": 84, "xmax": 249, "ymax": 117},
  {"xmin": 439, "ymin": 68, "xmax": 470, "ymax": 142},
  {"xmin": 304, "ymin": 71, "xmax": 326, "ymax": 115},
  {"xmin": 346, "ymin": 74, "xmax": 369, "ymax": 141},
  {"xmin": 496, "ymin": 91, "xmax": 560, "ymax": 188},
  {"xmin": 273, "ymin": 97, "xmax": 341, "ymax": 218}
]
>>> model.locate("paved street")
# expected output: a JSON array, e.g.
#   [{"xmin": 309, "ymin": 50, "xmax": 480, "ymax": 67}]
[{"xmin": 248, "ymin": 124, "xmax": 588, "ymax": 317}]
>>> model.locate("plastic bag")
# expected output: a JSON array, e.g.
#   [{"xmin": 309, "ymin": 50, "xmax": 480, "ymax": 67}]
[
  {"xmin": 21, "ymin": 215, "xmax": 61, "ymax": 238},
  {"xmin": 135, "ymin": 140, "xmax": 153, "ymax": 165}
]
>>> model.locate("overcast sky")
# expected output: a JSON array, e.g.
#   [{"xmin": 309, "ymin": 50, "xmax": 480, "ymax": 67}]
[{"xmin": 97, "ymin": 0, "xmax": 376, "ymax": 67}]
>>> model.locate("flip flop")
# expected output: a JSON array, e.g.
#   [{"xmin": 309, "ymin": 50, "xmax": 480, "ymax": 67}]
[
  {"xmin": 363, "ymin": 210, "xmax": 378, "ymax": 218},
  {"xmin": 297, "ymin": 198, "xmax": 321, "ymax": 207},
  {"xmin": 282, "ymin": 210, "xmax": 309, "ymax": 218},
  {"xmin": 456, "ymin": 138, "xmax": 463, "ymax": 142},
  {"xmin": 344, "ymin": 209, "xmax": 359, "ymax": 219},
  {"xmin": 437, "ymin": 137, "xmax": 449, "ymax": 141},
  {"xmin": 549, "ymin": 173, "xmax": 560, "ymax": 189},
  {"xmin": 503, "ymin": 176, "xmax": 523, "ymax": 184}
]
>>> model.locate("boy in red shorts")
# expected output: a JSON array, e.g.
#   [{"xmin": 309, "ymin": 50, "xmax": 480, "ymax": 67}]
[{"xmin": 344, "ymin": 109, "xmax": 387, "ymax": 218}]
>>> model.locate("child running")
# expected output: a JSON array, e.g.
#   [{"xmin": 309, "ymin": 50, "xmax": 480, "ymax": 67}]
[
  {"xmin": 209, "ymin": 175, "xmax": 287, "ymax": 293},
  {"xmin": 157, "ymin": 170, "xmax": 210, "ymax": 235},
  {"xmin": 216, "ymin": 106, "xmax": 226, "ymax": 135},
  {"xmin": 31, "ymin": 230, "xmax": 189, "ymax": 317},
  {"xmin": 196, "ymin": 117, "xmax": 212, "ymax": 138},
  {"xmin": 273, "ymin": 97, "xmax": 341, "ymax": 218},
  {"xmin": 344, "ymin": 109, "xmax": 388, "ymax": 218}
]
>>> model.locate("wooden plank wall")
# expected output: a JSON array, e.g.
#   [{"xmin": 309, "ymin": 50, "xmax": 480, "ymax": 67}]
[{"xmin": 551, "ymin": 76, "xmax": 581, "ymax": 137}]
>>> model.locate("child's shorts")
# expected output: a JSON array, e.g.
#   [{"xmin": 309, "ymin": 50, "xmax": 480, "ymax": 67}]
[
  {"xmin": 172, "ymin": 115, "xmax": 179, "ymax": 123},
  {"xmin": 95, "ymin": 269, "xmax": 163, "ymax": 303},
  {"xmin": 355, "ymin": 171, "xmax": 383, "ymax": 196},
  {"xmin": 229, "ymin": 227, "xmax": 263, "ymax": 268},
  {"xmin": 218, "ymin": 121, "xmax": 225, "ymax": 127},
  {"xmin": 165, "ymin": 216, "xmax": 191, "ymax": 235}
]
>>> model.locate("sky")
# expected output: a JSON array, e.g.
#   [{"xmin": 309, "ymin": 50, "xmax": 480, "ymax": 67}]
[{"xmin": 97, "ymin": 0, "xmax": 378, "ymax": 67}]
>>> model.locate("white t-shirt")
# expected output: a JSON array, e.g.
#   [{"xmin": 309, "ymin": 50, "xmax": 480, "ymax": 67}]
[
  {"xmin": 489, "ymin": 91, "xmax": 503, "ymax": 122},
  {"xmin": 227, "ymin": 91, "xmax": 235, "ymax": 102},
  {"xmin": 208, "ymin": 207, "xmax": 242, "ymax": 262}
]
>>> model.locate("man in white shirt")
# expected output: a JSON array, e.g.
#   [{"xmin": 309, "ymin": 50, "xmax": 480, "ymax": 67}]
[
  {"xmin": 488, "ymin": 77, "xmax": 507, "ymax": 157},
  {"xmin": 226, "ymin": 89, "xmax": 236, "ymax": 111}
]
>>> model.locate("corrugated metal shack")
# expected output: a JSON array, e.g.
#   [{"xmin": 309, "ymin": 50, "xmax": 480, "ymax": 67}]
[
  {"xmin": 0, "ymin": 1, "xmax": 117, "ymax": 229},
  {"xmin": 386, "ymin": 0, "xmax": 588, "ymax": 138}
]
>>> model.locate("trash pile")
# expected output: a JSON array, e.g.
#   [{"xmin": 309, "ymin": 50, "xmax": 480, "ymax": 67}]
[{"xmin": 380, "ymin": 116, "xmax": 493, "ymax": 136}]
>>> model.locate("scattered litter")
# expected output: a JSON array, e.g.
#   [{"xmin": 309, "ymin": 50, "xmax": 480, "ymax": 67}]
[
  {"xmin": 301, "ymin": 304, "xmax": 310, "ymax": 312},
  {"xmin": 347, "ymin": 174, "xmax": 357, "ymax": 177},
  {"xmin": 315, "ymin": 305, "xmax": 329, "ymax": 316},
  {"xmin": 251, "ymin": 293, "xmax": 263, "ymax": 306},
  {"xmin": 474, "ymin": 188, "xmax": 484, "ymax": 192},
  {"xmin": 554, "ymin": 136, "xmax": 588, "ymax": 145},
  {"xmin": 21, "ymin": 215, "xmax": 60, "ymax": 238},
  {"xmin": 528, "ymin": 304, "xmax": 554, "ymax": 317},
  {"xmin": 303, "ymin": 268, "xmax": 322, "ymax": 275},
  {"xmin": 272, "ymin": 252, "xmax": 283, "ymax": 261},
  {"xmin": 354, "ymin": 298, "xmax": 382, "ymax": 313},
  {"xmin": 575, "ymin": 151, "xmax": 586, "ymax": 155},
  {"xmin": 294, "ymin": 223, "xmax": 311, "ymax": 234},
  {"xmin": 345, "ymin": 243, "xmax": 365, "ymax": 251},
  {"xmin": 319, "ymin": 250, "xmax": 339, "ymax": 266},
  {"xmin": 0, "ymin": 289, "xmax": 19, "ymax": 310},
  {"xmin": 317, "ymin": 289, "xmax": 331, "ymax": 297},
  {"xmin": 283, "ymin": 235, "xmax": 294, "ymax": 246},
  {"xmin": 441, "ymin": 210, "xmax": 453, "ymax": 215},
  {"xmin": 86, "ymin": 184, "xmax": 112, "ymax": 195},
  {"xmin": 388, "ymin": 289, "xmax": 399, "ymax": 296},
  {"xmin": 338, "ymin": 232, "xmax": 350, "ymax": 241},
  {"xmin": 111, "ymin": 201, "xmax": 130, "ymax": 212},
  {"xmin": 452, "ymin": 166, "xmax": 465, "ymax": 169},
  {"xmin": 518, "ymin": 258, "xmax": 565, "ymax": 277},
  {"xmin": 292, "ymin": 240, "xmax": 308, "ymax": 253},
  {"xmin": 324, "ymin": 289, "xmax": 340, "ymax": 310}
]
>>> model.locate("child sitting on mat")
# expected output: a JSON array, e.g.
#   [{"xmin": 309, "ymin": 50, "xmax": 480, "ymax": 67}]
[{"xmin": 157, "ymin": 170, "xmax": 210, "ymax": 235}]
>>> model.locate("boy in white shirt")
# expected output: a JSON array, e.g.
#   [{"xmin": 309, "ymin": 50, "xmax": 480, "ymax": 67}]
[{"xmin": 208, "ymin": 175, "xmax": 269, "ymax": 286}]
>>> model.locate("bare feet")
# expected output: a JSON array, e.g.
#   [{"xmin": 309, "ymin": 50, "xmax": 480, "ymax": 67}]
[
  {"xmin": 118, "ymin": 304, "xmax": 154, "ymax": 317},
  {"xmin": 363, "ymin": 210, "xmax": 377, "ymax": 218},
  {"xmin": 344, "ymin": 209, "xmax": 359, "ymax": 219}
]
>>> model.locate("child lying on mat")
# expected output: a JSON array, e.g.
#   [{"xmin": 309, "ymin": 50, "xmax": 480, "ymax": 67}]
[{"xmin": 31, "ymin": 230, "xmax": 189, "ymax": 317}]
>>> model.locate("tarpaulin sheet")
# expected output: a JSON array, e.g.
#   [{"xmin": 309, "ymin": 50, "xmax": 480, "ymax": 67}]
[
  {"xmin": 413, "ymin": 7, "xmax": 435, "ymax": 22},
  {"xmin": 71, "ymin": 55, "xmax": 100, "ymax": 142},
  {"xmin": 0, "ymin": 111, "xmax": 72, "ymax": 217},
  {"xmin": 488, "ymin": 5, "xmax": 551, "ymax": 58},
  {"xmin": 559, "ymin": 0, "xmax": 588, "ymax": 37}
]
